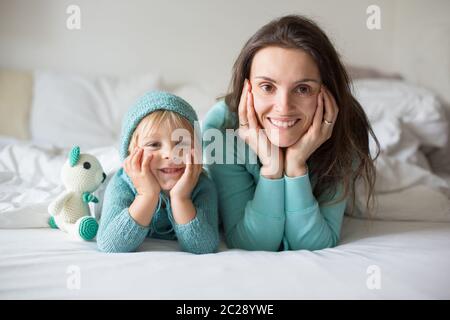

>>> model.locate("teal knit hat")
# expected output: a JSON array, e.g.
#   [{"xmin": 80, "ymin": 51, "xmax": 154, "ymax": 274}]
[{"xmin": 119, "ymin": 91, "xmax": 198, "ymax": 160}]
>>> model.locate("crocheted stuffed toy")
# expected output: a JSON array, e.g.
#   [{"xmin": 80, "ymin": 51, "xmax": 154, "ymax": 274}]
[{"xmin": 48, "ymin": 146, "xmax": 106, "ymax": 241}]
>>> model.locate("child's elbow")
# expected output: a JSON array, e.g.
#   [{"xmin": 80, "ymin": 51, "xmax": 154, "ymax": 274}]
[
  {"xmin": 184, "ymin": 237, "xmax": 220, "ymax": 254},
  {"xmin": 97, "ymin": 242, "xmax": 118, "ymax": 253},
  {"xmin": 97, "ymin": 239, "xmax": 121, "ymax": 253},
  {"xmin": 96, "ymin": 234, "xmax": 136, "ymax": 253},
  {"xmin": 190, "ymin": 246, "xmax": 218, "ymax": 255},
  {"xmin": 207, "ymin": 237, "xmax": 220, "ymax": 254},
  {"xmin": 97, "ymin": 242, "xmax": 136, "ymax": 253}
]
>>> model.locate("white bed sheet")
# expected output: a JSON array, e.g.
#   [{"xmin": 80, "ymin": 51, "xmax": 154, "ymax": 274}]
[{"xmin": 1, "ymin": 217, "xmax": 449, "ymax": 299}]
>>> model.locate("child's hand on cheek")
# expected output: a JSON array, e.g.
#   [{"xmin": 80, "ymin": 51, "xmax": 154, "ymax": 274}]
[
  {"xmin": 169, "ymin": 149, "xmax": 202, "ymax": 201},
  {"xmin": 124, "ymin": 147, "xmax": 161, "ymax": 197}
]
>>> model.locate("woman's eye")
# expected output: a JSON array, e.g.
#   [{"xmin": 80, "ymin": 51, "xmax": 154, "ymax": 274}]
[
  {"xmin": 260, "ymin": 84, "xmax": 274, "ymax": 93},
  {"xmin": 296, "ymin": 85, "xmax": 311, "ymax": 95}
]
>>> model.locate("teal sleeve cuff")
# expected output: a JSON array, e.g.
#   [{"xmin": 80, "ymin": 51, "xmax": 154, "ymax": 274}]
[
  {"xmin": 173, "ymin": 211, "xmax": 219, "ymax": 254},
  {"xmin": 250, "ymin": 174, "xmax": 284, "ymax": 217},
  {"xmin": 284, "ymin": 173, "xmax": 316, "ymax": 212},
  {"xmin": 97, "ymin": 208, "xmax": 150, "ymax": 253}
]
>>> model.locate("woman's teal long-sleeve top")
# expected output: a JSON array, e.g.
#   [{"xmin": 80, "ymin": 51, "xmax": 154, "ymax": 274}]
[{"xmin": 202, "ymin": 101, "xmax": 348, "ymax": 251}]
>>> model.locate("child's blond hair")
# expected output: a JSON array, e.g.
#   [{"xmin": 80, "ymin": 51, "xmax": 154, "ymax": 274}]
[{"xmin": 128, "ymin": 110, "xmax": 195, "ymax": 153}]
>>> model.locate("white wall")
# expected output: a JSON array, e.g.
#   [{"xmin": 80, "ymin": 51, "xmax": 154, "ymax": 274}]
[
  {"xmin": 0, "ymin": 0, "xmax": 447, "ymax": 104},
  {"xmin": 393, "ymin": 0, "xmax": 450, "ymax": 105}
]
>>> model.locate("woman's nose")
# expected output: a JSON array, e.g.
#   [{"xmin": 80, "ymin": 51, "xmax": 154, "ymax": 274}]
[{"xmin": 274, "ymin": 92, "xmax": 291, "ymax": 114}]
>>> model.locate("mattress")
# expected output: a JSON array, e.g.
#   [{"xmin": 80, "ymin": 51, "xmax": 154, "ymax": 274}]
[{"xmin": 1, "ymin": 217, "xmax": 449, "ymax": 299}]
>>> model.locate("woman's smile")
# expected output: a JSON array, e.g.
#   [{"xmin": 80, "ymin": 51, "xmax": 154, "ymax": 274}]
[{"xmin": 266, "ymin": 117, "xmax": 301, "ymax": 129}]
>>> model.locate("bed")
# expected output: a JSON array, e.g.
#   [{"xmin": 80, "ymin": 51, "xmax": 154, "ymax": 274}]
[
  {"xmin": 0, "ymin": 69, "xmax": 449, "ymax": 299},
  {"xmin": 1, "ymin": 217, "xmax": 450, "ymax": 299}
]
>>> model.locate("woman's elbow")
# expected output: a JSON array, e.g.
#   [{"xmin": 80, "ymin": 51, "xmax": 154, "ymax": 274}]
[
  {"xmin": 311, "ymin": 237, "xmax": 339, "ymax": 251},
  {"xmin": 226, "ymin": 235, "xmax": 281, "ymax": 252},
  {"xmin": 289, "ymin": 234, "xmax": 339, "ymax": 251}
]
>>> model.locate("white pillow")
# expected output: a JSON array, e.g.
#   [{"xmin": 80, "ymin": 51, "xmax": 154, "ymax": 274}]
[
  {"xmin": 30, "ymin": 70, "xmax": 162, "ymax": 149},
  {"xmin": 172, "ymin": 84, "xmax": 219, "ymax": 122},
  {"xmin": 347, "ymin": 152, "xmax": 450, "ymax": 222},
  {"xmin": 352, "ymin": 79, "xmax": 448, "ymax": 149},
  {"xmin": 350, "ymin": 184, "xmax": 450, "ymax": 222},
  {"xmin": 369, "ymin": 118, "xmax": 431, "ymax": 170},
  {"xmin": 348, "ymin": 79, "xmax": 450, "ymax": 221}
]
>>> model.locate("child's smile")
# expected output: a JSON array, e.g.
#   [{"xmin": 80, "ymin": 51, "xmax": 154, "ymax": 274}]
[
  {"xmin": 140, "ymin": 131, "xmax": 192, "ymax": 192},
  {"xmin": 156, "ymin": 165, "xmax": 186, "ymax": 187}
]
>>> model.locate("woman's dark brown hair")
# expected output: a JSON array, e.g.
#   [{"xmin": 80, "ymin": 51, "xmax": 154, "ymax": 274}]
[{"xmin": 224, "ymin": 15, "xmax": 380, "ymax": 212}]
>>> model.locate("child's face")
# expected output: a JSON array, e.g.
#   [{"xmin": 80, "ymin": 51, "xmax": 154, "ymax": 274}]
[{"xmin": 138, "ymin": 127, "xmax": 192, "ymax": 192}]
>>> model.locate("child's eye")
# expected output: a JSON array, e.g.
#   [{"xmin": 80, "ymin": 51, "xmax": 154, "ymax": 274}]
[
  {"xmin": 145, "ymin": 142, "xmax": 161, "ymax": 148},
  {"xmin": 260, "ymin": 83, "xmax": 274, "ymax": 93},
  {"xmin": 295, "ymin": 85, "xmax": 312, "ymax": 95}
]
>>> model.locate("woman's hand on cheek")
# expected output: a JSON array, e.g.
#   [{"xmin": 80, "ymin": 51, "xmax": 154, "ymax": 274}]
[
  {"xmin": 123, "ymin": 147, "xmax": 161, "ymax": 197},
  {"xmin": 169, "ymin": 149, "xmax": 202, "ymax": 201},
  {"xmin": 284, "ymin": 87, "xmax": 339, "ymax": 177},
  {"xmin": 238, "ymin": 79, "xmax": 284, "ymax": 179}
]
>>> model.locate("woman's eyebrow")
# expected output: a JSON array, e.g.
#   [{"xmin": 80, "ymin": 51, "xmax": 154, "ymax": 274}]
[
  {"xmin": 254, "ymin": 76, "xmax": 320, "ymax": 84},
  {"xmin": 294, "ymin": 78, "xmax": 321, "ymax": 84}
]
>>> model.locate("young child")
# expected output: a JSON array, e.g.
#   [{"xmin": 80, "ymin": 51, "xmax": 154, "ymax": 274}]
[{"xmin": 97, "ymin": 91, "xmax": 219, "ymax": 254}]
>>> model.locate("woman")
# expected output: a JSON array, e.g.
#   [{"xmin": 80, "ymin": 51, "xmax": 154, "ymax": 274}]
[{"xmin": 202, "ymin": 15, "xmax": 379, "ymax": 251}]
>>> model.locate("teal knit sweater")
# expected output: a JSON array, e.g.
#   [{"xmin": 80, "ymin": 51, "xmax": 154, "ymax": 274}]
[
  {"xmin": 97, "ymin": 91, "xmax": 219, "ymax": 254},
  {"xmin": 97, "ymin": 169, "xmax": 219, "ymax": 253},
  {"xmin": 202, "ymin": 101, "xmax": 348, "ymax": 252}
]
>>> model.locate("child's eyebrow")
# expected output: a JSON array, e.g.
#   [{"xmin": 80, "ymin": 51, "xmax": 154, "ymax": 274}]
[{"xmin": 140, "ymin": 134, "xmax": 160, "ymax": 142}]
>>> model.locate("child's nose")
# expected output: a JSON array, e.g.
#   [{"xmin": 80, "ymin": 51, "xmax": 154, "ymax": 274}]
[{"xmin": 160, "ymin": 146, "xmax": 173, "ymax": 160}]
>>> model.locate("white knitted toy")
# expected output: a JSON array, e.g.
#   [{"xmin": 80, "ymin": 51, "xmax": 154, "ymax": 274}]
[{"xmin": 48, "ymin": 146, "xmax": 106, "ymax": 241}]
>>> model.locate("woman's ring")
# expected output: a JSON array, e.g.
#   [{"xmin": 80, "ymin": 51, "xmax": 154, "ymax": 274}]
[
  {"xmin": 240, "ymin": 122, "xmax": 249, "ymax": 126},
  {"xmin": 323, "ymin": 119, "xmax": 333, "ymax": 125}
]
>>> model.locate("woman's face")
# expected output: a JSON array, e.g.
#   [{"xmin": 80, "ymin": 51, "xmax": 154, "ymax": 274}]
[{"xmin": 249, "ymin": 46, "xmax": 322, "ymax": 147}]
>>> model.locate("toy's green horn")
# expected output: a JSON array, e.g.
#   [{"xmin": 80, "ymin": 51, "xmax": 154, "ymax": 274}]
[{"xmin": 69, "ymin": 146, "xmax": 80, "ymax": 167}]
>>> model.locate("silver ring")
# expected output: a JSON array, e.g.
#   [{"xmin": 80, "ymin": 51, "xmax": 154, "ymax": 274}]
[
  {"xmin": 239, "ymin": 122, "xmax": 249, "ymax": 126},
  {"xmin": 323, "ymin": 119, "xmax": 333, "ymax": 125}
]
